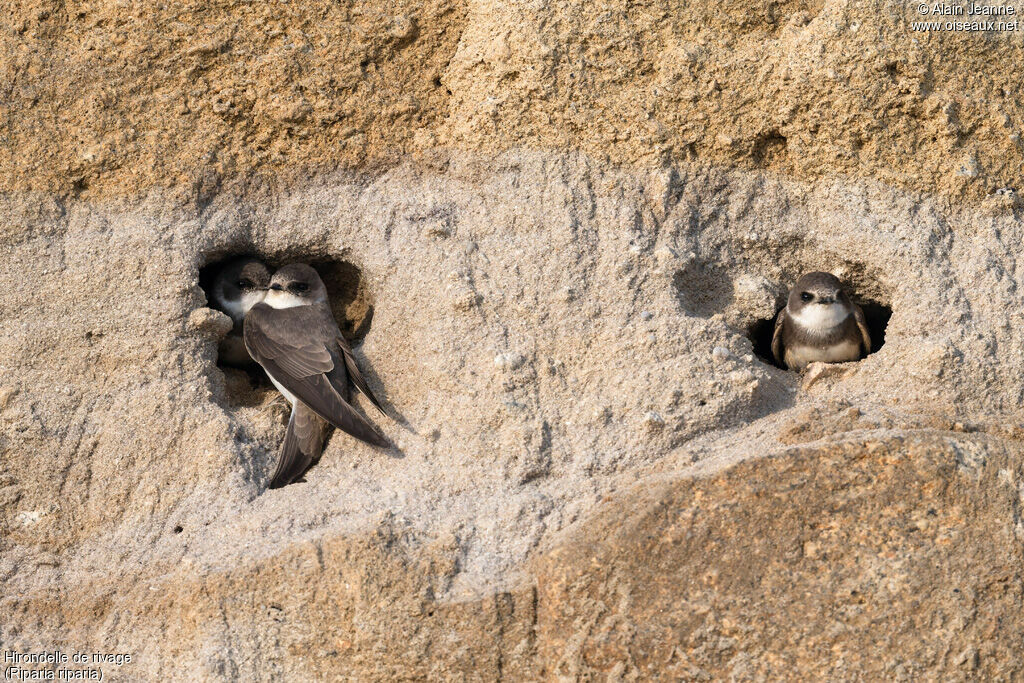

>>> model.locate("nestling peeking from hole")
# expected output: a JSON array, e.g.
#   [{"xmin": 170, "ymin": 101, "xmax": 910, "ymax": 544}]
[
  {"xmin": 205, "ymin": 257, "xmax": 272, "ymax": 369},
  {"xmin": 749, "ymin": 272, "xmax": 892, "ymax": 371}
]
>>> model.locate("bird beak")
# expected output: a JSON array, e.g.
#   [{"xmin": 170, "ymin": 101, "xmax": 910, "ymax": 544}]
[{"xmin": 818, "ymin": 295, "xmax": 836, "ymax": 304}]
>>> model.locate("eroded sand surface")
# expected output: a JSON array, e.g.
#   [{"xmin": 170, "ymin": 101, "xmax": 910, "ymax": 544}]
[{"xmin": 4, "ymin": 0, "xmax": 1024, "ymax": 678}]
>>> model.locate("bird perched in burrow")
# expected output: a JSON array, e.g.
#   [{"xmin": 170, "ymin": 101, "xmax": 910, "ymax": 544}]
[
  {"xmin": 244, "ymin": 263, "xmax": 390, "ymax": 488},
  {"xmin": 771, "ymin": 271, "xmax": 871, "ymax": 371},
  {"xmin": 209, "ymin": 257, "xmax": 272, "ymax": 367}
]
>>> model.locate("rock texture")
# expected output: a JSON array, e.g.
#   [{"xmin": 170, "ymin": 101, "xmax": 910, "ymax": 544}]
[
  {"xmin": 3, "ymin": 0, "xmax": 1024, "ymax": 200},
  {"xmin": 4, "ymin": 0, "xmax": 1024, "ymax": 680}
]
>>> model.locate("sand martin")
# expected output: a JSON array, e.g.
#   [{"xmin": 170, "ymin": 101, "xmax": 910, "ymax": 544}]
[
  {"xmin": 209, "ymin": 257, "xmax": 272, "ymax": 367},
  {"xmin": 771, "ymin": 271, "xmax": 871, "ymax": 371},
  {"xmin": 244, "ymin": 263, "xmax": 389, "ymax": 488}
]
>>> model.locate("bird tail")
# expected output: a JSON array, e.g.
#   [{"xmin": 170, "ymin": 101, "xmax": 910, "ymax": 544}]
[
  {"xmin": 339, "ymin": 339, "xmax": 388, "ymax": 417},
  {"xmin": 269, "ymin": 403, "xmax": 326, "ymax": 488}
]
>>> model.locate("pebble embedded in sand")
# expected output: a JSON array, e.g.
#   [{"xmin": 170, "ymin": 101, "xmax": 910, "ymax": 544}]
[
  {"xmin": 643, "ymin": 411, "xmax": 666, "ymax": 431},
  {"xmin": 388, "ymin": 14, "xmax": 417, "ymax": 41},
  {"xmin": 16, "ymin": 510, "xmax": 44, "ymax": 527},
  {"xmin": 494, "ymin": 352, "xmax": 526, "ymax": 370}
]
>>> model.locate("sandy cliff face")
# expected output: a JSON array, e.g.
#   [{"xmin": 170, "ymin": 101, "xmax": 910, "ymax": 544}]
[
  {"xmin": 4, "ymin": 0, "xmax": 1024, "ymax": 200},
  {"xmin": 3, "ymin": 0, "xmax": 1024, "ymax": 680}
]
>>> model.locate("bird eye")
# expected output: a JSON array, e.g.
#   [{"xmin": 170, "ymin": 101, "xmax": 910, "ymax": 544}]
[
  {"xmin": 290, "ymin": 282, "xmax": 310, "ymax": 294},
  {"xmin": 800, "ymin": 292, "xmax": 813, "ymax": 302},
  {"xmin": 237, "ymin": 279, "xmax": 252, "ymax": 289}
]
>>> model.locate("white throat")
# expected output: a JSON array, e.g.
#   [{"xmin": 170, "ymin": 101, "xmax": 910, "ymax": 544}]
[
  {"xmin": 219, "ymin": 297, "xmax": 245, "ymax": 322},
  {"xmin": 216, "ymin": 289, "xmax": 266, "ymax": 324},
  {"xmin": 265, "ymin": 290, "xmax": 310, "ymax": 309},
  {"xmin": 791, "ymin": 302, "xmax": 850, "ymax": 331},
  {"xmin": 240, "ymin": 290, "xmax": 267, "ymax": 315}
]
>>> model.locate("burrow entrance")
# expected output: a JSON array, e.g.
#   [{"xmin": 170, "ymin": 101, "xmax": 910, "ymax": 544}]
[
  {"xmin": 198, "ymin": 254, "xmax": 375, "ymax": 406},
  {"xmin": 673, "ymin": 257, "xmax": 893, "ymax": 370},
  {"xmin": 748, "ymin": 300, "xmax": 892, "ymax": 369}
]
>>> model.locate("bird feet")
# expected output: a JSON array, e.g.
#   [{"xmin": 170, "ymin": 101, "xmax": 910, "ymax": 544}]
[{"xmin": 801, "ymin": 361, "xmax": 856, "ymax": 390}]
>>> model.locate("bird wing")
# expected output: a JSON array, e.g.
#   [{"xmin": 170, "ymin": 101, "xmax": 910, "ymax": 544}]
[
  {"xmin": 269, "ymin": 402, "xmax": 325, "ymax": 488},
  {"xmin": 245, "ymin": 304, "xmax": 389, "ymax": 447},
  {"xmin": 853, "ymin": 303, "xmax": 872, "ymax": 355},
  {"xmin": 771, "ymin": 307, "xmax": 787, "ymax": 367},
  {"xmin": 336, "ymin": 337, "xmax": 387, "ymax": 416},
  {"xmin": 244, "ymin": 305, "xmax": 335, "ymax": 377}
]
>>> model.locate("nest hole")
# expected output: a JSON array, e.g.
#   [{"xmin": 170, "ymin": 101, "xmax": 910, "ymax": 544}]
[
  {"xmin": 749, "ymin": 299, "xmax": 892, "ymax": 369},
  {"xmin": 198, "ymin": 254, "xmax": 375, "ymax": 406}
]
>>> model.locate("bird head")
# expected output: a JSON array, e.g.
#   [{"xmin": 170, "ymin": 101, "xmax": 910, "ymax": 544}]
[
  {"xmin": 211, "ymin": 257, "xmax": 271, "ymax": 322},
  {"xmin": 265, "ymin": 263, "xmax": 329, "ymax": 309},
  {"xmin": 787, "ymin": 271, "xmax": 854, "ymax": 329}
]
